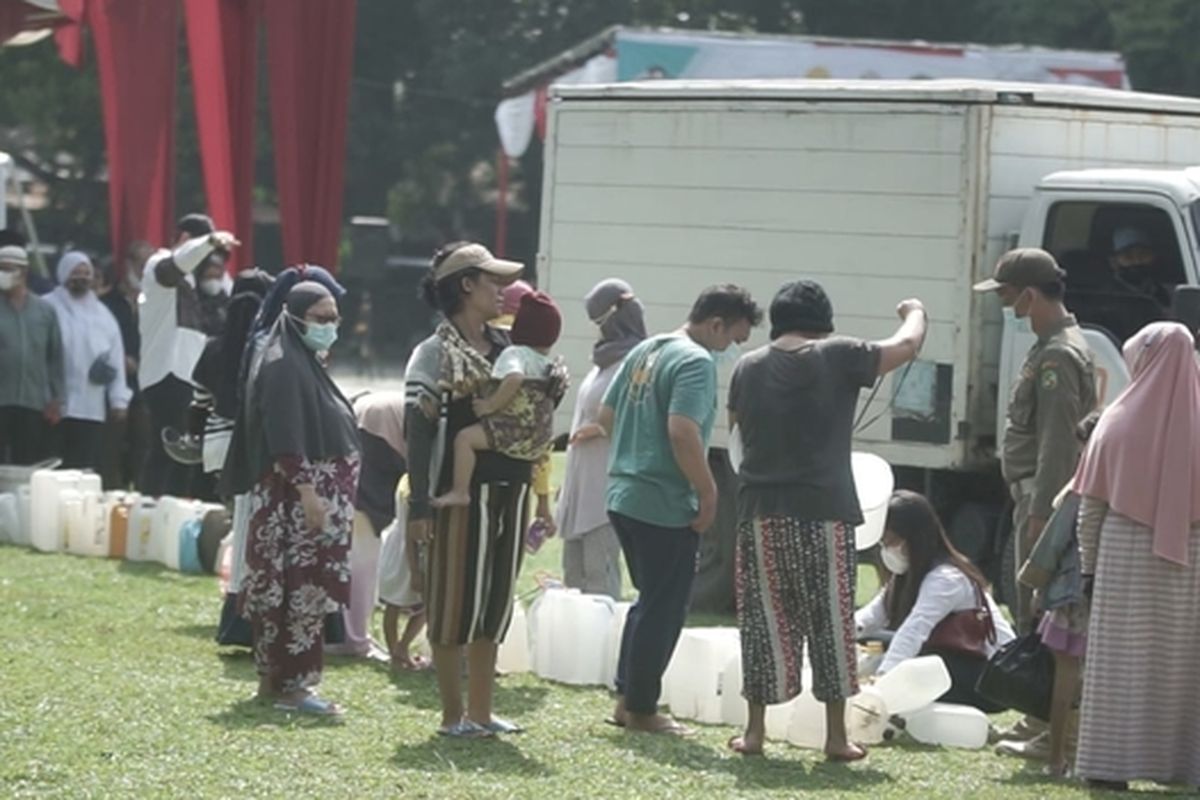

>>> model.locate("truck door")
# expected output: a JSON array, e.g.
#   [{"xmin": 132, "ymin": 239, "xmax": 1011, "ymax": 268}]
[{"xmin": 998, "ymin": 192, "xmax": 1198, "ymax": 437}]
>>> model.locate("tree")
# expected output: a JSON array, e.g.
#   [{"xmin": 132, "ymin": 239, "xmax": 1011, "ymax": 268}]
[{"xmin": 4, "ymin": 0, "xmax": 1200, "ymax": 271}]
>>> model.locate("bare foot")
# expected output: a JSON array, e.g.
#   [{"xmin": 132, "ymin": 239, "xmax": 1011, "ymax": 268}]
[
  {"xmin": 431, "ymin": 490, "xmax": 471, "ymax": 508},
  {"xmin": 606, "ymin": 697, "xmax": 628, "ymax": 727},
  {"xmin": 727, "ymin": 734, "xmax": 764, "ymax": 756},
  {"xmin": 825, "ymin": 742, "xmax": 868, "ymax": 762},
  {"xmin": 391, "ymin": 652, "xmax": 431, "ymax": 672},
  {"xmin": 626, "ymin": 712, "xmax": 693, "ymax": 736}
]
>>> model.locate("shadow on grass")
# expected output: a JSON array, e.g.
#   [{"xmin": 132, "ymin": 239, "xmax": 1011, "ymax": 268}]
[
  {"xmin": 391, "ymin": 736, "xmax": 553, "ymax": 777},
  {"xmin": 206, "ymin": 697, "xmax": 349, "ymax": 730},
  {"xmin": 172, "ymin": 623, "xmax": 218, "ymax": 641},
  {"xmin": 389, "ymin": 670, "xmax": 554, "ymax": 717},
  {"xmin": 997, "ymin": 763, "xmax": 1161, "ymax": 798},
  {"xmin": 115, "ymin": 560, "xmax": 191, "ymax": 582},
  {"xmin": 216, "ymin": 649, "xmax": 257, "ymax": 682},
  {"xmin": 723, "ymin": 753, "xmax": 890, "ymax": 792},
  {"xmin": 605, "ymin": 729, "xmax": 890, "ymax": 791}
]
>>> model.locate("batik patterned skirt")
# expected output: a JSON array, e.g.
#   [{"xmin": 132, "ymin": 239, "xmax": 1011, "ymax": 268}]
[{"xmin": 736, "ymin": 516, "xmax": 859, "ymax": 705}]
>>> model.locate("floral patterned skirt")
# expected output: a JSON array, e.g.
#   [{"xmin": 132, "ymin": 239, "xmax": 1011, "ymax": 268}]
[{"xmin": 238, "ymin": 453, "xmax": 360, "ymax": 693}]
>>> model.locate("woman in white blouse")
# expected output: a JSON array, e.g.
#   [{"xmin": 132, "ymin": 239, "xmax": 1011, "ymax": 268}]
[{"xmin": 856, "ymin": 490, "xmax": 1014, "ymax": 711}]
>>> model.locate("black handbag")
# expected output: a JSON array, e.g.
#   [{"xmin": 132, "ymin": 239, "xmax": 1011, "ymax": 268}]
[
  {"xmin": 975, "ymin": 632, "xmax": 1056, "ymax": 721},
  {"xmin": 88, "ymin": 353, "xmax": 118, "ymax": 385}
]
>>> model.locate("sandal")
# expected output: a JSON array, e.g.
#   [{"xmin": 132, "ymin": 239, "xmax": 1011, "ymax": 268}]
[
  {"xmin": 437, "ymin": 720, "xmax": 494, "ymax": 739},
  {"xmin": 484, "ymin": 717, "xmax": 524, "ymax": 735},
  {"xmin": 274, "ymin": 695, "xmax": 343, "ymax": 717}
]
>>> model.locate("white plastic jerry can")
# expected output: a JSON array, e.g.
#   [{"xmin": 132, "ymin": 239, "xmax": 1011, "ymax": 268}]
[
  {"xmin": 872, "ymin": 655, "xmax": 952, "ymax": 716},
  {"xmin": 66, "ymin": 490, "xmax": 108, "ymax": 557},
  {"xmin": 497, "ymin": 599, "xmax": 531, "ymax": 674},
  {"xmin": 30, "ymin": 469, "xmax": 81, "ymax": 552},
  {"xmin": 125, "ymin": 497, "xmax": 159, "ymax": 562},
  {"xmin": 902, "ymin": 702, "xmax": 989, "ymax": 749},
  {"xmin": 0, "ymin": 492, "xmax": 18, "ymax": 544}
]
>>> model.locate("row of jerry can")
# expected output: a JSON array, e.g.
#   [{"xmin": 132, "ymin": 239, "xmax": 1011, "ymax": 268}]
[
  {"xmin": 0, "ymin": 469, "xmax": 230, "ymax": 575},
  {"xmin": 504, "ymin": 588, "xmax": 990, "ymax": 750}
]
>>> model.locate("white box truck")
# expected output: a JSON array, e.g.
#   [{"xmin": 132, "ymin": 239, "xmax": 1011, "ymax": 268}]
[{"xmin": 535, "ymin": 79, "xmax": 1200, "ymax": 604}]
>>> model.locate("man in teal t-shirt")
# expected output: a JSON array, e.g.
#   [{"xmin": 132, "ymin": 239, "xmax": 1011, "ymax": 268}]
[{"xmin": 599, "ymin": 284, "xmax": 761, "ymax": 735}]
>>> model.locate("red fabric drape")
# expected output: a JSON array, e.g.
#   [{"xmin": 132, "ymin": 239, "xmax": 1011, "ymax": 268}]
[
  {"xmin": 53, "ymin": 0, "xmax": 86, "ymax": 68},
  {"xmin": 87, "ymin": 0, "xmax": 178, "ymax": 262},
  {"xmin": 184, "ymin": 0, "xmax": 259, "ymax": 273},
  {"xmin": 263, "ymin": 0, "xmax": 356, "ymax": 271}
]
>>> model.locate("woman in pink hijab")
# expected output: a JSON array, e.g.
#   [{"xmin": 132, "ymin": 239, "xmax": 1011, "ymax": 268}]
[{"xmin": 1071, "ymin": 321, "xmax": 1200, "ymax": 790}]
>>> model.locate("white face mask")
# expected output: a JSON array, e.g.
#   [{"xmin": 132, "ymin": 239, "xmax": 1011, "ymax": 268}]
[
  {"xmin": 0, "ymin": 271, "xmax": 16, "ymax": 291},
  {"xmin": 881, "ymin": 544, "xmax": 910, "ymax": 575},
  {"xmin": 199, "ymin": 278, "xmax": 224, "ymax": 297},
  {"xmin": 716, "ymin": 341, "xmax": 741, "ymax": 366}
]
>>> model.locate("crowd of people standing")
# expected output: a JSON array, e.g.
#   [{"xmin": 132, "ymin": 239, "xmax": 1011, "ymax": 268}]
[{"xmin": 1, "ymin": 222, "xmax": 1196, "ymax": 790}]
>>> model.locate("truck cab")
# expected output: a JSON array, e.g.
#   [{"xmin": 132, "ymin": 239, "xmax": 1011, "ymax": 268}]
[{"xmin": 998, "ymin": 168, "xmax": 1200, "ymax": 440}]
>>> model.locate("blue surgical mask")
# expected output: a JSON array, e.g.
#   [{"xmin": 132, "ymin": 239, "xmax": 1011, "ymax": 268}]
[{"xmin": 293, "ymin": 316, "xmax": 339, "ymax": 353}]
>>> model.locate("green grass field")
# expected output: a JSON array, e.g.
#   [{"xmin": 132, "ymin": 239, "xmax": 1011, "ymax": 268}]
[{"xmin": 0, "ymin": 539, "xmax": 1172, "ymax": 800}]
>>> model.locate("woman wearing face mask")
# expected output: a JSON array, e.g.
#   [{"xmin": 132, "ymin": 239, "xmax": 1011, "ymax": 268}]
[
  {"xmin": 218, "ymin": 264, "xmax": 346, "ymax": 648},
  {"xmin": 855, "ymin": 491, "xmax": 1015, "ymax": 711},
  {"xmin": 235, "ymin": 281, "xmax": 360, "ymax": 716},
  {"xmin": 726, "ymin": 280, "xmax": 927, "ymax": 758},
  {"xmin": 555, "ymin": 278, "xmax": 647, "ymax": 599},
  {"xmin": 45, "ymin": 251, "xmax": 132, "ymax": 476}
]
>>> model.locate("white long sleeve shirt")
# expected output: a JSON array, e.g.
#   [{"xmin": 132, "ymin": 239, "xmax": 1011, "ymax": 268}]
[
  {"xmin": 855, "ymin": 563, "xmax": 1015, "ymax": 675},
  {"xmin": 45, "ymin": 289, "xmax": 131, "ymax": 422},
  {"xmin": 139, "ymin": 236, "xmax": 217, "ymax": 389}
]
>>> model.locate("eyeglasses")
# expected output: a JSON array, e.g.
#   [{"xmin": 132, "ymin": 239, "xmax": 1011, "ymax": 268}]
[
  {"xmin": 307, "ymin": 314, "xmax": 341, "ymax": 325},
  {"xmin": 290, "ymin": 312, "xmax": 341, "ymax": 326}
]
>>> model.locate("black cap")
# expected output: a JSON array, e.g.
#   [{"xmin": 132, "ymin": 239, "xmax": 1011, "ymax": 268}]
[
  {"xmin": 973, "ymin": 248, "xmax": 1066, "ymax": 292},
  {"xmin": 177, "ymin": 213, "xmax": 215, "ymax": 239}
]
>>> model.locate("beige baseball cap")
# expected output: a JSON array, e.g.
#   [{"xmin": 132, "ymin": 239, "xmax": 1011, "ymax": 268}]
[{"xmin": 434, "ymin": 243, "xmax": 523, "ymax": 282}]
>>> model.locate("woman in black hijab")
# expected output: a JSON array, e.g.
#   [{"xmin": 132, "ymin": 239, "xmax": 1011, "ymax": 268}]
[{"xmin": 236, "ymin": 281, "xmax": 361, "ymax": 716}]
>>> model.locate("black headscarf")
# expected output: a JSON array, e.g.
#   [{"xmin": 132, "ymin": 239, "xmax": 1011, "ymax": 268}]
[
  {"xmin": 232, "ymin": 269, "xmax": 274, "ymax": 300},
  {"xmin": 586, "ymin": 278, "xmax": 647, "ymax": 368},
  {"xmin": 221, "ymin": 281, "xmax": 358, "ymax": 494},
  {"xmin": 212, "ymin": 293, "xmax": 264, "ymax": 419}
]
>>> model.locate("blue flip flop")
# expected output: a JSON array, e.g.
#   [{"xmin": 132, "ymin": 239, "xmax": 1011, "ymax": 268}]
[
  {"xmin": 274, "ymin": 695, "xmax": 344, "ymax": 717},
  {"xmin": 437, "ymin": 720, "xmax": 494, "ymax": 739}
]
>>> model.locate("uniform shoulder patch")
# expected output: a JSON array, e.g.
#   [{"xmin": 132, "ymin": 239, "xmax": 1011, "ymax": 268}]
[{"xmin": 1040, "ymin": 368, "xmax": 1058, "ymax": 391}]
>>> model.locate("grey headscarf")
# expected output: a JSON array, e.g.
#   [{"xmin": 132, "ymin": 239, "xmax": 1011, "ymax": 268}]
[{"xmin": 586, "ymin": 278, "xmax": 647, "ymax": 368}]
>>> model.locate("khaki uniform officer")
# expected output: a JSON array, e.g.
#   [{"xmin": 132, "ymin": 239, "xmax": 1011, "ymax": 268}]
[{"xmin": 974, "ymin": 248, "xmax": 1096, "ymax": 632}]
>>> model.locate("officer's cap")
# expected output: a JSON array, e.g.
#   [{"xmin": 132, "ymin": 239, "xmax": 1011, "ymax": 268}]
[{"xmin": 973, "ymin": 248, "xmax": 1066, "ymax": 293}]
